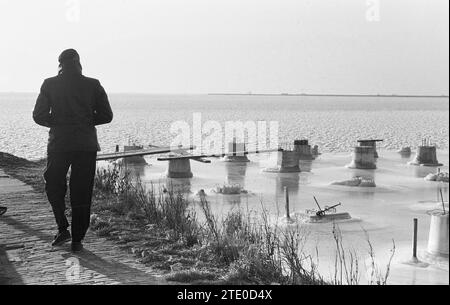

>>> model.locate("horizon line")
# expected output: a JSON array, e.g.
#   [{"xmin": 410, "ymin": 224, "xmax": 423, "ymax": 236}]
[{"xmin": 0, "ymin": 91, "xmax": 448, "ymax": 98}]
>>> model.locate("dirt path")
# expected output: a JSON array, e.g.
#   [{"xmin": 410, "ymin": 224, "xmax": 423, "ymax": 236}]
[{"xmin": 0, "ymin": 168, "xmax": 168, "ymax": 285}]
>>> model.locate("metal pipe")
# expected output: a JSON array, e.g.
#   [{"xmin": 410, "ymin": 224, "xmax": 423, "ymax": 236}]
[
  {"xmin": 413, "ymin": 218, "xmax": 418, "ymax": 259},
  {"xmin": 285, "ymin": 187, "xmax": 290, "ymax": 219}
]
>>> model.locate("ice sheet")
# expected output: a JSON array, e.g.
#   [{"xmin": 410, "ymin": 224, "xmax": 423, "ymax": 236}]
[{"xmin": 117, "ymin": 149, "xmax": 449, "ymax": 284}]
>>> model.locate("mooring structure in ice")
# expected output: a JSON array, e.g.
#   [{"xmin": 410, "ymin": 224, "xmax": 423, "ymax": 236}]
[
  {"xmin": 294, "ymin": 139, "xmax": 315, "ymax": 161},
  {"xmin": 264, "ymin": 148, "xmax": 300, "ymax": 173},
  {"xmin": 311, "ymin": 145, "xmax": 320, "ymax": 158},
  {"xmin": 421, "ymin": 190, "xmax": 449, "ymax": 260},
  {"xmin": 397, "ymin": 146, "xmax": 412, "ymax": 157},
  {"xmin": 427, "ymin": 210, "xmax": 449, "ymax": 257},
  {"xmin": 276, "ymin": 150, "xmax": 301, "ymax": 172},
  {"xmin": 347, "ymin": 146, "xmax": 377, "ymax": 169},
  {"xmin": 265, "ymin": 140, "xmax": 320, "ymax": 173},
  {"xmin": 408, "ymin": 140, "xmax": 443, "ymax": 167},
  {"xmin": 122, "ymin": 144, "xmax": 148, "ymax": 165},
  {"xmin": 221, "ymin": 138, "xmax": 250, "ymax": 163},
  {"xmin": 158, "ymin": 155, "xmax": 211, "ymax": 178},
  {"xmin": 357, "ymin": 139, "xmax": 383, "ymax": 158},
  {"xmin": 166, "ymin": 158, "xmax": 194, "ymax": 178}
]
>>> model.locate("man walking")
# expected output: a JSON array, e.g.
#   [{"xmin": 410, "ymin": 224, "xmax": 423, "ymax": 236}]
[{"xmin": 33, "ymin": 49, "xmax": 113, "ymax": 252}]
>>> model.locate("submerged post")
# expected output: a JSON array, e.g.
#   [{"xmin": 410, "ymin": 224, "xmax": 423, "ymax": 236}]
[
  {"xmin": 412, "ymin": 218, "xmax": 418, "ymax": 261},
  {"xmin": 285, "ymin": 186, "xmax": 290, "ymax": 219}
]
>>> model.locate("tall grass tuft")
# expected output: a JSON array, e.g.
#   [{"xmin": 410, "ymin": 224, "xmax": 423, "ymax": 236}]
[{"xmin": 94, "ymin": 162, "xmax": 200, "ymax": 246}]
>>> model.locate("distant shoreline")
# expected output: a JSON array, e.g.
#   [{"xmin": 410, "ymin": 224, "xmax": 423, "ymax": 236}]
[
  {"xmin": 0, "ymin": 92, "xmax": 448, "ymax": 98},
  {"xmin": 208, "ymin": 93, "xmax": 450, "ymax": 98}
]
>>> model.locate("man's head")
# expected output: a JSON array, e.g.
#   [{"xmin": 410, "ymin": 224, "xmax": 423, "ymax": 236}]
[{"xmin": 58, "ymin": 49, "xmax": 82, "ymax": 74}]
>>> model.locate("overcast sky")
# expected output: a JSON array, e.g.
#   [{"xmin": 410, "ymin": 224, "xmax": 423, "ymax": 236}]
[{"xmin": 0, "ymin": 0, "xmax": 448, "ymax": 95}]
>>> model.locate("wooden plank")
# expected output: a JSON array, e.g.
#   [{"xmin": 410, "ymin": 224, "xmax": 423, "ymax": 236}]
[
  {"xmin": 191, "ymin": 158, "xmax": 211, "ymax": 164},
  {"xmin": 157, "ymin": 148, "xmax": 280, "ymax": 161},
  {"xmin": 96, "ymin": 146, "xmax": 194, "ymax": 161},
  {"xmin": 357, "ymin": 139, "xmax": 384, "ymax": 142}
]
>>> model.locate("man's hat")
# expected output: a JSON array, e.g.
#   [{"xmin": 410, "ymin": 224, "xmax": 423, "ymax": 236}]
[{"xmin": 58, "ymin": 49, "xmax": 80, "ymax": 63}]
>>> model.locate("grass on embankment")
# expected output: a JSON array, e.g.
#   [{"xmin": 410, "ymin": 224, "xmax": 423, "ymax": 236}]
[{"xmin": 0, "ymin": 152, "xmax": 47, "ymax": 193}]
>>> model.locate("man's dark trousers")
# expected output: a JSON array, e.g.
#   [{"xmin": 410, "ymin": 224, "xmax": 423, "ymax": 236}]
[{"xmin": 44, "ymin": 151, "xmax": 97, "ymax": 242}]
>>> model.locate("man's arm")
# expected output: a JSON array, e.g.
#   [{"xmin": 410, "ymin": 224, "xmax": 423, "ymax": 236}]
[
  {"xmin": 32, "ymin": 80, "xmax": 52, "ymax": 127},
  {"xmin": 93, "ymin": 81, "xmax": 113, "ymax": 125}
]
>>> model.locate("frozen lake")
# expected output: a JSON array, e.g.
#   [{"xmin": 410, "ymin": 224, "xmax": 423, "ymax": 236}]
[{"xmin": 0, "ymin": 93, "xmax": 448, "ymax": 160}]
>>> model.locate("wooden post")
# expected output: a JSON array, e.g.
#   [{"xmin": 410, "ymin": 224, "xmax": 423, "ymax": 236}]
[
  {"xmin": 115, "ymin": 145, "xmax": 119, "ymax": 152},
  {"xmin": 285, "ymin": 187, "xmax": 290, "ymax": 219},
  {"xmin": 412, "ymin": 218, "xmax": 418, "ymax": 259},
  {"xmin": 440, "ymin": 189, "xmax": 446, "ymax": 215}
]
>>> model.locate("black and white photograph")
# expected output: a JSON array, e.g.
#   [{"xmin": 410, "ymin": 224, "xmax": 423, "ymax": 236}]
[{"xmin": 0, "ymin": 0, "xmax": 448, "ymax": 292}]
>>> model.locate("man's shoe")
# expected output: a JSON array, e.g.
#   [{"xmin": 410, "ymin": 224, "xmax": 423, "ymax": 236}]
[
  {"xmin": 71, "ymin": 242, "xmax": 83, "ymax": 253},
  {"xmin": 51, "ymin": 230, "xmax": 71, "ymax": 246}
]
